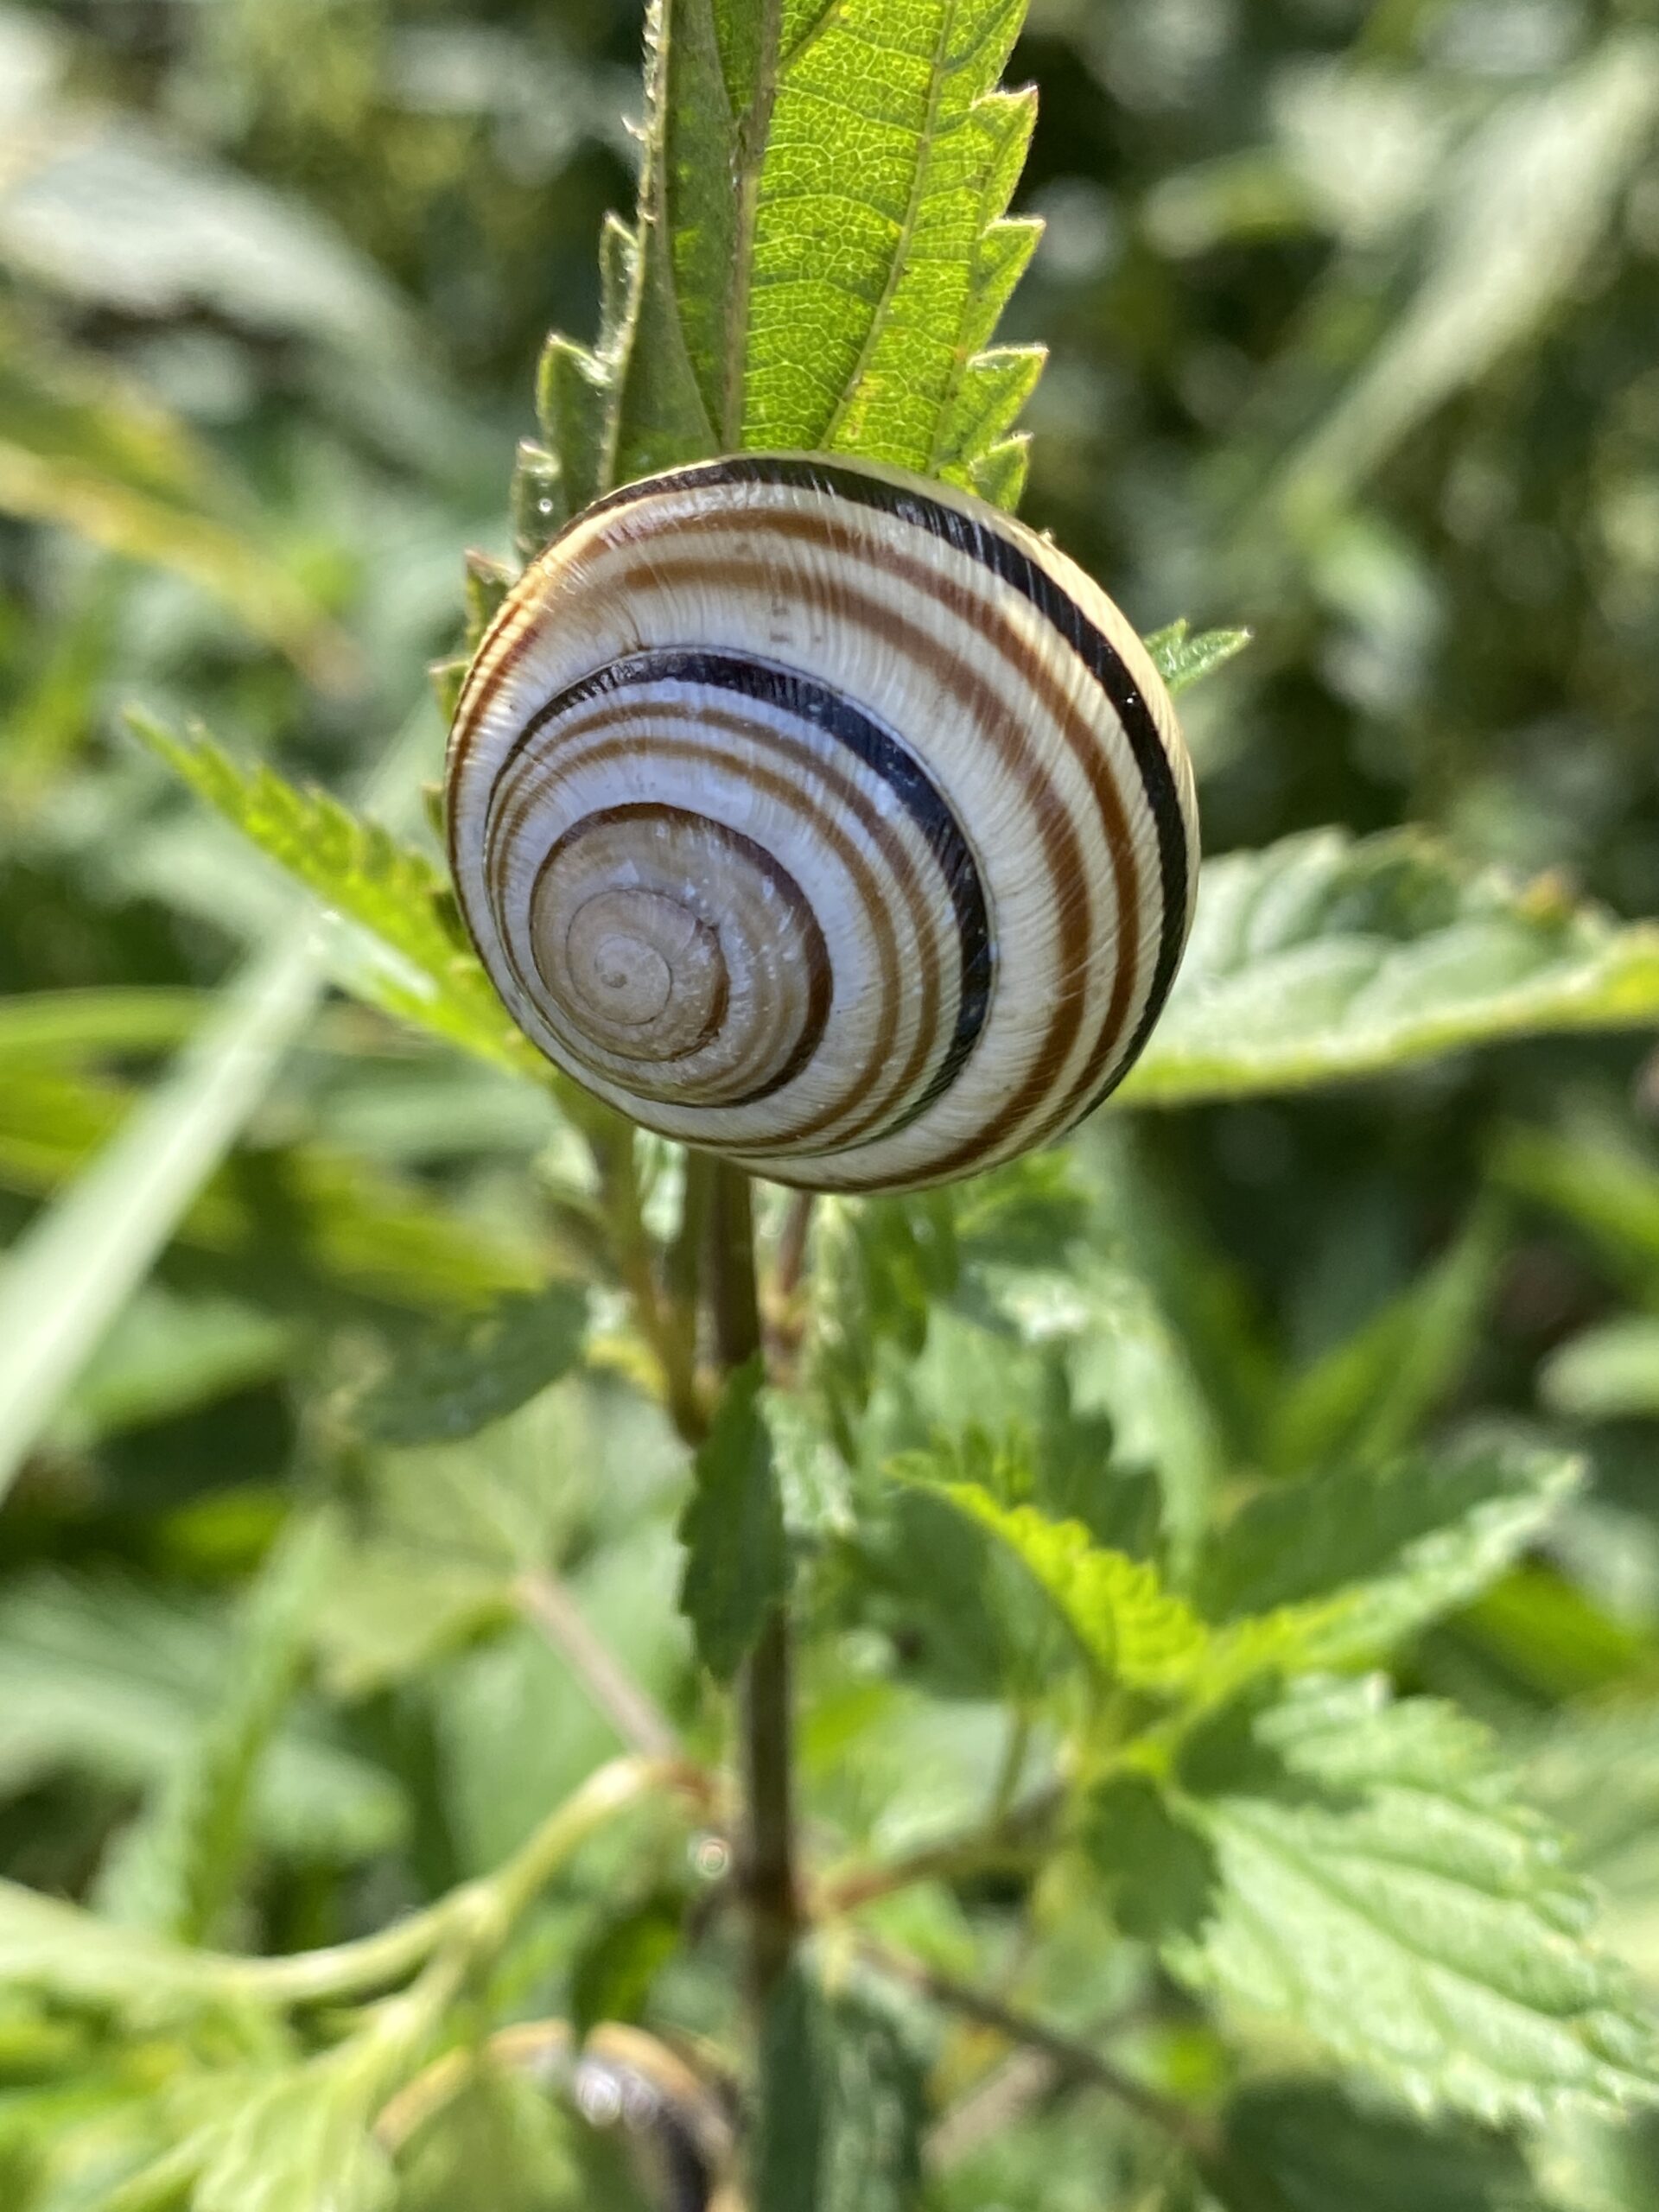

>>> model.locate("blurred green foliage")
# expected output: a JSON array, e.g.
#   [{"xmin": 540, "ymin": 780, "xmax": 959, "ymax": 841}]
[{"xmin": 8, "ymin": 0, "xmax": 1659, "ymax": 2205}]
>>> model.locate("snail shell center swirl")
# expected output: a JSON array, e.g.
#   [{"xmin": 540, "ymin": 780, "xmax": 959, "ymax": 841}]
[
  {"xmin": 556, "ymin": 887, "xmax": 721, "ymax": 1051},
  {"xmin": 511, "ymin": 800, "xmax": 830, "ymax": 1104}
]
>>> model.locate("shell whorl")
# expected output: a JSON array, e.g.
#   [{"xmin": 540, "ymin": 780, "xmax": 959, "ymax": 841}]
[{"xmin": 446, "ymin": 454, "xmax": 1198, "ymax": 1194}]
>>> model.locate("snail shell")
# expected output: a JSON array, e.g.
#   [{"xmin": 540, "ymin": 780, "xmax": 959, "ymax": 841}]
[{"xmin": 447, "ymin": 454, "xmax": 1198, "ymax": 1194}]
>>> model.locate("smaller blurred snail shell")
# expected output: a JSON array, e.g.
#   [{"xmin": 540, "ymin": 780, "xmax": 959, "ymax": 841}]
[{"xmin": 446, "ymin": 454, "xmax": 1198, "ymax": 1194}]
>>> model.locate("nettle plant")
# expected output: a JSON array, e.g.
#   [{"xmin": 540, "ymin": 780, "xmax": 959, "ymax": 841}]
[{"xmin": 15, "ymin": 3, "xmax": 1659, "ymax": 2207}]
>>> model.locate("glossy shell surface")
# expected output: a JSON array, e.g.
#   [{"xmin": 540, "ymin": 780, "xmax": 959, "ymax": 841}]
[{"xmin": 447, "ymin": 454, "xmax": 1198, "ymax": 1192}]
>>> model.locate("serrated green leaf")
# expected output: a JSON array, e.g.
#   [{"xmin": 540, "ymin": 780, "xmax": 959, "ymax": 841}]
[
  {"xmin": 1214, "ymin": 2078, "xmax": 1548, "ymax": 2212},
  {"xmin": 1122, "ymin": 830, "xmax": 1659, "ymax": 1108},
  {"xmin": 126, "ymin": 713, "xmax": 548, "ymax": 1084},
  {"xmin": 904, "ymin": 1479, "xmax": 1207, "ymax": 1692},
  {"xmin": 349, "ymin": 1283, "xmax": 588, "ymax": 1446},
  {"xmin": 95, "ymin": 1516, "xmax": 336, "ymax": 1944},
  {"xmin": 1196, "ymin": 1433, "xmax": 1580, "ymax": 1680},
  {"xmin": 1105, "ymin": 1679, "xmax": 1659, "ymax": 2124},
  {"xmin": 607, "ymin": 0, "xmax": 1044, "ymax": 498},
  {"xmin": 753, "ymin": 1953, "xmax": 929, "ymax": 2212},
  {"xmin": 1145, "ymin": 620, "xmax": 1254, "ymax": 696},
  {"xmin": 677, "ymin": 1357, "xmax": 788, "ymax": 1681},
  {"xmin": 753, "ymin": 0, "xmax": 1042, "ymax": 489}
]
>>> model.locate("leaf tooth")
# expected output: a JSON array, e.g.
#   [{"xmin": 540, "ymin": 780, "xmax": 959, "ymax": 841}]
[
  {"xmin": 971, "ymin": 86, "xmax": 1039, "ymax": 221},
  {"xmin": 938, "ymin": 343, "xmax": 1046, "ymax": 470},
  {"xmin": 959, "ymin": 217, "xmax": 1043, "ymax": 360},
  {"xmin": 959, "ymin": 435, "xmax": 1029, "ymax": 511}
]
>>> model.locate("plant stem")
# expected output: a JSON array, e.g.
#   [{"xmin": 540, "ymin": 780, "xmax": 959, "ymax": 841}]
[
  {"xmin": 224, "ymin": 1756, "xmax": 702, "ymax": 2007},
  {"xmin": 816, "ymin": 1780, "xmax": 1062, "ymax": 1916},
  {"xmin": 514, "ymin": 1568, "xmax": 682, "ymax": 1760},
  {"xmin": 772, "ymin": 1190, "xmax": 815, "ymax": 1306},
  {"xmin": 739, "ymin": 1605, "xmax": 799, "ymax": 2002},
  {"xmin": 705, "ymin": 1156, "xmax": 762, "ymax": 1372},
  {"xmin": 857, "ymin": 1939, "xmax": 1221, "ymax": 2164},
  {"xmin": 764, "ymin": 1188, "xmax": 816, "ymax": 1380},
  {"xmin": 705, "ymin": 1159, "xmax": 802, "ymax": 2009}
]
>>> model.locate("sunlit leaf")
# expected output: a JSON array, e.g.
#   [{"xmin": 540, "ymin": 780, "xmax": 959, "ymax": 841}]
[
  {"xmin": 126, "ymin": 714, "xmax": 548, "ymax": 1084},
  {"xmin": 610, "ymin": 0, "xmax": 1044, "ymax": 501},
  {"xmin": 1198, "ymin": 1432, "xmax": 1581, "ymax": 1675},
  {"xmin": 1090, "ymin": 1679, "xmax": 1659, "ymax": 2124},
  {"xmin": 1124, "ymin": 831, "xmax": 1659, "ymax": 1107},
  {"xmin": 904, "ymin": 1478, "xmax": 1208, "ymax": 1692}
]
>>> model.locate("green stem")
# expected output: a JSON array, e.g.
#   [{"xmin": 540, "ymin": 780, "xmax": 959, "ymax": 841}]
[
  {"xmin": 705, "ymin": 1156, "xmax": 761, "ymax": 1371},
  {"xmin": 706, "ymin": 1160, "xmax": 801, "ymax": 2010},
  {"xmin": 858, "ymin": 1938, "xmax": 1221, "ymax": 2164},
  {"xmin": 221, "ymin": 1756, "xmax": 697, "ymax": 2007},
  {"xmin": 817, "ymin": 1781, "xmax": 1061, "ymax": 1916}
]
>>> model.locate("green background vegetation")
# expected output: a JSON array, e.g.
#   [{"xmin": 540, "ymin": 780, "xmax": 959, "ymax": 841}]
[{"xmin": 7, "ymin": 0, "xmax": 1659, "ymax": 2205}]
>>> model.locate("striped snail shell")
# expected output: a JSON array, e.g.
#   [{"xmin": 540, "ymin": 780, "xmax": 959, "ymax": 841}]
[{"xmin": 446, "ymin": 454, "xmax": 1198, "ymax": 1195}]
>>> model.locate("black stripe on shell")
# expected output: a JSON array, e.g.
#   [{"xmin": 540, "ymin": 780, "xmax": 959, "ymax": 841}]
[{"xmin": 496, "ymin": 646, "xmax": 995, "ymax": 1132}]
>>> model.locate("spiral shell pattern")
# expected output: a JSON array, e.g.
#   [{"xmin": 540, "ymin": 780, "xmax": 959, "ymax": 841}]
[{"xmin": 447, "ymin": 454, "xmax": 1198, "ymax": 1193}]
